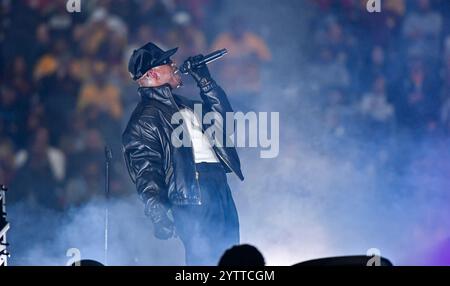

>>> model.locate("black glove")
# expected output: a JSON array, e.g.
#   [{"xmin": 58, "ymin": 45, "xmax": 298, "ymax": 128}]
[
  {"xmin": 184, "ymin": 55, "xmax": 212, "ymax": 86},
  {"xmin": 153, "ymin": 213, "xmax": 175, "ymax": 240},
  {"xmin": 144, "ymin": 201, "xmax": 175, "ymax": 240}
]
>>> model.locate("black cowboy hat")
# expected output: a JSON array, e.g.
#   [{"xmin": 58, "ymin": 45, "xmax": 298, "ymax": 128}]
[{"xmin": 128, "ymin": 42, "xmax": 178, "ymax": 81}]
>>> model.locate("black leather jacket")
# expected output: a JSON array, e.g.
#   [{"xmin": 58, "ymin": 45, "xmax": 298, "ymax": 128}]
[{"xmin": 122, "ymin": 80, "xmax": 244, "ymax": 222}]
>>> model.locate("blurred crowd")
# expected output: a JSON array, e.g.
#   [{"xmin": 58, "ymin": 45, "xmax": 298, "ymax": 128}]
[
  {"xmin": 0, "ymin": 0, "xmax": 271, "ymax": 211},
  {"xmin": 1, "ymin": 0, "xmax": 450, "ymax": 212},
  {"xmin": 305, "ymin": 0, "xmax": 450, "ymax": 140},
  {"xmin": 299, "ymin": 0, "xmax": 450, "ymax": 177}
]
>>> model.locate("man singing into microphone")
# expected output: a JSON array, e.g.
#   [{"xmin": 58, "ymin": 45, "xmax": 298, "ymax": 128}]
[{"xmin": 122, "ymin": 42, "xmax": 244, "ymax": 265}]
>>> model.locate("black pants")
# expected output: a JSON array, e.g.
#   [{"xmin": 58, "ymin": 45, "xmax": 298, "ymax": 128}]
[{"xmin": 172, "ymin": 162, "xmax": 240, "ymax": 266}]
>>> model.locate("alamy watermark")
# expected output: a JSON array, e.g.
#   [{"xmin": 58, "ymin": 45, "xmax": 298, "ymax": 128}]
[
  {"xmin": 171, "ymin": 104, "xmax": 279, "ymax": 159},
  {"xmin": 66, "ymin": 248, "xmax": 81, "ymax": 266},
  {"xmin": 66, "ymin": 0, "xmax": 81, "ymax": 13},
  {"xmin": 366, "ymin": 0, "xmax": 381, "ymax": 13},
  {"xmin": 366, "ymin": 248, "xmax": 382, "ymax": 266}
]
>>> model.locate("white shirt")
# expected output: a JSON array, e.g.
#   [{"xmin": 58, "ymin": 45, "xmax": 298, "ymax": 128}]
[{"xmin": 179, "ymin": 108, "xmax": 219, "ymax": 163}]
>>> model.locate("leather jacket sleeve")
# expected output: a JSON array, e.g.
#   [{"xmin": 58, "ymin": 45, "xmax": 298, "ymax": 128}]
[
  {"xmin": 195, "ymin": 74, "xmax": 244, "ymax": 180},
  {"xmin": 199, "ymin": 78, "xmax": 233, "ymax": 117},
  {"xmin": 198, "ymin": 77, "xmax": 235, "ymax": 147},
  {"xmin": 122, "ymin": 118, "xmax": 169, "ymax": 223}
]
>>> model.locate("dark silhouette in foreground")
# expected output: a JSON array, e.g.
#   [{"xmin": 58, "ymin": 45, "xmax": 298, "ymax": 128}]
[
  {"xmin": 218, "ymin": 244, "xmax": 393, "ymax": 266},
  {"xmin": 293, "ymin": 255, "xmax": 393, "ymax": 266},
  {"xmin": 218, "ymin": 244, "xmax": 265, "ymax": 266},
  {"xmin": 70, "ymin": 259, "xmax": 104, "ymax": 266}
]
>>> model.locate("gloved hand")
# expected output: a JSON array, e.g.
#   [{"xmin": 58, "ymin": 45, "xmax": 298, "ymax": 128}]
[
  {"xmin": 145, "ymin": 201, "xmax": 175, "ymax": 240},
  {"xmin": 153, "ymin": 213, "xmax": 175, "ymax": 240},
  {"xmin": 184, "ymin": 55, "xmax": 212, "ymax": 85}
]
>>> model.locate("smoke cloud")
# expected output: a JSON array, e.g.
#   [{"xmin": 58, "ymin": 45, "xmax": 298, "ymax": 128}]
[{"xmin": 6, "ymin": 0, "xmax": 450, "ymax": 266}]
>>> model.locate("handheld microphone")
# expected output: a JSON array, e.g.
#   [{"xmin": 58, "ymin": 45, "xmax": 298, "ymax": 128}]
[{"xmin": 179, "ymin": 49, "xmax": 228, "ymax": 74}]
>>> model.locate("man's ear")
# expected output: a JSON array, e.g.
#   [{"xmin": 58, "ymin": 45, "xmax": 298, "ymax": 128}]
[{"xmin": 147, "ymin": 69, "xmax": 159, "ymax": 80}]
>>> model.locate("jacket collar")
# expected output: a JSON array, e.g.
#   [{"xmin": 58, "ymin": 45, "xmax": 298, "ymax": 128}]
[
  {"xmin": 138, "ymin": 84, "xmax": 174, "ymax": 106},
  {"xmin": 138, "ymin": 84, "xmax": 201, "ymax": 110}
]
